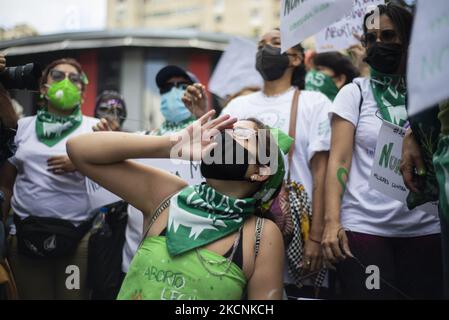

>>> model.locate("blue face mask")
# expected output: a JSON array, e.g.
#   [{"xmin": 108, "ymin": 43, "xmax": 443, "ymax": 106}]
[{"xmin": 160, "ymin": 87, "xmax": 192, "ymax": 123}]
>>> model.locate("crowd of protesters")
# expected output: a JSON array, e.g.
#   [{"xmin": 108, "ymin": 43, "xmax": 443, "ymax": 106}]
[{"xmin": 0, "ymin": 2, "xmax": 448, "ymax": 300}]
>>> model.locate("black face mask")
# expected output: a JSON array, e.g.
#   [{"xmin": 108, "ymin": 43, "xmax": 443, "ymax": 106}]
[
  {"xmin": 256, "ymin": 45, "xmax": 291, "ymax": 81},
  {"xmin": 200, "ymin": 132, "xmax": 255, "ymax": 181},
  {"xmin": 364, "ymin": 42, "xmax": 403, "ymax": 74}
]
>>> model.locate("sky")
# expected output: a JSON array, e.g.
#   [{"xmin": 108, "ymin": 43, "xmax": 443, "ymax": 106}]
[{"xmin": 0, "ymin": 0, "xmax": 107, "ymax": 34}]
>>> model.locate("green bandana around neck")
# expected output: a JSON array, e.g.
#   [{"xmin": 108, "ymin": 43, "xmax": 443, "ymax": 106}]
[
  {"xmin": 370, "ymin": 68, "xmax": 407, "ymax": 127},
  {"xmin": 156, "ymin": 116, "xmax": 196, "ymax": 136},
  {"xmin": 305, "ymin": 69, "xmax": 339, "ymax": 101},
  {"xmin": 166, "ymin": 183, "xmax": 255, "ymax": 256},
  {"xmin": 35, "ymin": 106, "xmax": 83, "ymax": 147}
]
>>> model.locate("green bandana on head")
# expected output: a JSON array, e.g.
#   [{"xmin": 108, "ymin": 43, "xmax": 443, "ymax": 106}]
[
  {"xmin": 166, "ymin": 184, "xmax": 256, "ymax": 256},
  {"xmin": 35, "ymin": 106, "xmax": 83, "ymax": 147},
  {"xmin": 305, "ymin": 69, "xmax": 339, "ymax": 101},
  {"xmin": 370, "ymin": 68, "xmax": 407, "ymax": 127},
  {"xmin": 156, "ymin": 116, "xmax": 196, "ymax": 136},
  {"xmin": 253, "ymin": 127, "xmax": 293, "ymax": 203}
]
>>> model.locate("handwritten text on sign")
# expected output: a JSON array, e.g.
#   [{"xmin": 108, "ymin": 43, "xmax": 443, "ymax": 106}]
[
  {"xmin": 407, "ymin": 0, "xmax": 449, "ymax": 116},
  {"xmin": 315, "ymin": 0, "xmax": 384, "ymax": 52},
  {"xmin": 86, "ymin": 159, "xmax": 203, "ymax": 211},
  {"xmin": 369, "ymin": 120, "xmax": 438, "ymax": 215},
  {"xmin": 280, "ymin": 0, "xmax": 352, "ymax": 53}
]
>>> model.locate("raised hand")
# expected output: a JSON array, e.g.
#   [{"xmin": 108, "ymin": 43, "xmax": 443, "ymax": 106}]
[
  {"xmin": 170, "ymin": 110, "xmax": 237, "ymax": 161},
  {"xmin": 182, "ymin": 83, "xmax": 209, "ymax": 119},
  {"xmin": 92, "ymin": 118, "xmax": 120, "ymax": 132},
  {"xmin": 0, "ymin": 54, "xmax": 5, "ymax": 72}
]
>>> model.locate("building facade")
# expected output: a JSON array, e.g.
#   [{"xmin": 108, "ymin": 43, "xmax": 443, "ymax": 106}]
[
  {"xmin": 107, "ymin": 0, "xmax": 281, "ymax": 38},
  {"xmin": 0, "ymin": 30, "xmax": 228, "ymax": 131}
]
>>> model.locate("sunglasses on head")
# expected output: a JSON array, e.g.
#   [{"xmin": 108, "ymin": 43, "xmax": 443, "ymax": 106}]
[
  {"xmin": 230, "ymin": 127, "xmax": 258, "ymax": 140},
  {"xmin": 50, "ymin": 69, "xmax": 86, "ymax": 85},
  {"xmin": 159, "ymin": 81, "xmax": 190, "ymax": 94},
  {"xmin": 363, "ymin": 29, "xmax": 398, "ymax": 46}
]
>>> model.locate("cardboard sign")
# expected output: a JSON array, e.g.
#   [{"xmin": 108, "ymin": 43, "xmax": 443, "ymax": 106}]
[
  {"xmin": 315, "ymin": 0, "xmax": 384, "ymax": 52},
  {"xmin": 208, "ymin": 37, "xmax": 263, "ymax": 99},
  {"xmin": 280, "ymin": 0, "xmax": 353, "ymax": 53},
  {"xmin": 87, "ymin": 159, "xmax": 203, "ymax": 211},
  {"xmin": 369, "ymin": 120, "xmax": 438, "ymax": 215},
  {"xmin": 407, "ymin": 0, "xmax": 449, "ymax": 116}
]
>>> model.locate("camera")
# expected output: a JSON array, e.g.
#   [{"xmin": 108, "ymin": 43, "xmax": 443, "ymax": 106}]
[{"xmin": 0, "ymin": 63, "xmax": 42, "ymax": 91}]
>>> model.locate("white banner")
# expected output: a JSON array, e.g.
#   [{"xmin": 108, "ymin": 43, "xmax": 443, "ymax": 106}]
[
  {"xmin": 280, "ymin": 0, "xmax": 353, "ymax": 53},
  {"xmin": 209, "ymin": 37, "xmax": 263, "ymax": 99},
  {"xmin": 407, "ymin": 0, "xmax": 449, "ymax": 116},
  {"xmin": 369, "ymin": 120, "xmax": 438, "ymax": 215},
  {"xmin": 87, "ymin": 159, "xmax": 203, "ymax": 211},
  {"xmin": 315, "ymin": 0, "xmax": 384, "ymax": 53}
]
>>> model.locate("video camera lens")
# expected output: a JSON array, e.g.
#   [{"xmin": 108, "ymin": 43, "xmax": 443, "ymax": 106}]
[{"xmin": 0, "ymin": 63, "xmax": 42, "ymax": 91}]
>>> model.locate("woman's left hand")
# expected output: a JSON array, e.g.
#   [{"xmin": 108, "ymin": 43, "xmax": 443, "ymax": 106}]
[
  {"xmin": 302, "ymin": 239, "xmax": 323, "ymax": 274},
  {"xmin": 47, "ymin": 155, "xmax": 77, "ymax": 174},
  {"xmin": 170, "ymin": 110, "xmax": 237, "ymax": 161}
]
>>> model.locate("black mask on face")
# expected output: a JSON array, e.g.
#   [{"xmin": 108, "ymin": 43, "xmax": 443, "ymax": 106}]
[
  {"xmin": 200, "ymin": 132, "xmax": 255, "ymax": 181},
  {"xmin": 256, "ymin": 45, "xmax": 291, "ymax": 81},
  {"xmin": 364, "ymin": 42, "xmax": 403, "ymax": 74}
]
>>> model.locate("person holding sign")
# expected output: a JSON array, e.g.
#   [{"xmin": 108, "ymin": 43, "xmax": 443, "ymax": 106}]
[
  {"xmin": 67, "ymin": 111, "xmax": 289, "ymax": 300},
  {"xmin": 322, "ymin": 3, "xmax": 442, "ymax": 299},
  {"xmin": 305, "ymin": 52, "xmax": 360, "ymax": 101}
]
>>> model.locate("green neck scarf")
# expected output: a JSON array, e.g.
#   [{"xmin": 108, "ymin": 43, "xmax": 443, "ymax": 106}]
[
  {"xmin": 35, "ymin": 106, "xmax": 83, "ymax": 147},
  {"xmin": 167, "ymin": 183, "xmax": 255, "ymax": 256},
  {"xmin": 157, "ymin": 116, "xmax": 196, "ymax": 136},
  {"xmin": 370, "ymin": 68, "xmax": 407, "ymax": 127},
  {"xmin": 305, "ymin": 69, "xmax": 339, "ymax": 101}
]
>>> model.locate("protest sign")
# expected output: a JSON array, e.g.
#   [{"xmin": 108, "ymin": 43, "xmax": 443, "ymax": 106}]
[
  {"xmin": 315, "ymin": 0, "xmax": 384, "ymax": 53},
  {"xmin": 208, "ymin": 37, "xmax": 263, "ymax": 99},
  {"xmin": 280, "ymin": 0, "xmax": 353, "ymax": 53},
  {"xmin": 407, "ymin": 0, "xmax": 449, "ymax": 116},
  {"xmin": 87, "ymin": 159, "xmax": 203, "ymax": 211},
  {"xmin": 369, "ymin": 120, "xmax": 438, "ymax": 215}
]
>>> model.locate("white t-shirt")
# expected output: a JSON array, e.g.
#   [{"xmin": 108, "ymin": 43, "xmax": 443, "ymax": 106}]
[
  {"xmin": 223, "ymin": 88, "xmax": 332, "ymax": 286},
  {"xmin": 330, "ymin": 78, "xmax": 440, "ymax": 237},
  {"xmin": 9, "ymin": 115, "xmax": 99, "ymax": 224},
  {"xmin": 223, "ymin": 88, "xmax": 332, "ymax": 196}
]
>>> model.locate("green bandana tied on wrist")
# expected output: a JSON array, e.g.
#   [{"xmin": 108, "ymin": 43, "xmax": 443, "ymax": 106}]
[
  {"xmin": 370, "ymin": 68, "xmax": 407, "ymax": 127},
  {"xmin": 35, "ymin": 106, "xmax": 83, "ymax": 147},
  {"xmin": 305, "ymin": 70, "xmax": 339, "ymax": 101}
]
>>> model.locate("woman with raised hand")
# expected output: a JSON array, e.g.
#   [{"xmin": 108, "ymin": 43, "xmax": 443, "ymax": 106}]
[{"xmin": 67, "ymin": 110, "xmax": 288, "ymax": 300}]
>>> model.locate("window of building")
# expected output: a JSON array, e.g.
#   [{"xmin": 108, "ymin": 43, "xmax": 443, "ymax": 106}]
[{"xmin": 250, "ymin": 8, "xmax": 261, "ymax": 26}]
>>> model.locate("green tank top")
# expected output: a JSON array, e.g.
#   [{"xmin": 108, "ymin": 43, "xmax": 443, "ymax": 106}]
[{"xmin": 117, "ymin": 236, "xmax": 247, "ymax": 300}]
